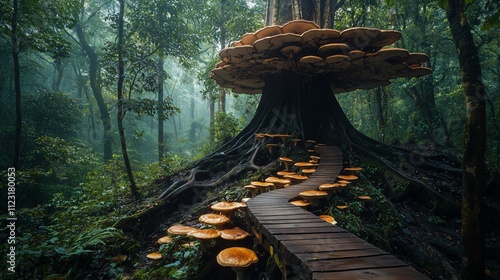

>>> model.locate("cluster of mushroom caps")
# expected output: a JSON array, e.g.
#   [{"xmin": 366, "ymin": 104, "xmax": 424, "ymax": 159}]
[
  {"xmin": 146, "ymin": 200, "xmax": 259, "ymax": 279},
  {"xmin": 244, "ymin": 135, "xmax": 325, "ymax": 198},
  {"xmin": 212, "ymin": 20, "xmax": 431, "ymax": 94},
  {"xmin": 294, "ymin": 166, "xmax": 371, "ymax": 212}
]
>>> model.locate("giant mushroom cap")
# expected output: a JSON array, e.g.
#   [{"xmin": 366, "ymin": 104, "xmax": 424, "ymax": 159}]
[{"xmin": 211, "ymin": 20, "xmax": 431, "ymax": 94}]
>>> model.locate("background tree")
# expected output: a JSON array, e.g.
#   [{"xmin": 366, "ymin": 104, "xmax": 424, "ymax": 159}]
[{"xmin": 445, "ymin": 0, "xmax": 487, "ymax": 278}]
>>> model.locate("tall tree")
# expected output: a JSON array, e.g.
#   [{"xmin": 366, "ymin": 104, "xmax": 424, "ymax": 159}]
[
  {"xmin": 445, "ymin": 0, "xmax": 486, "ymax": 278},
  {"xmin": 74, "ymin": 0, "xmax": 113, "ymax": 161},
  {"xmin": 218, "ymin": 0, "xmax": 227, "ymax": 113},
  {"xmin": 117, "ymin": 0, "xmax": 140, "ymax": 200},
  {"xmin": 1, "ymin": 0, "xmax": 80, "ymax": 168},
  {"xmin": 10, "ymin": 0, "xmax": 21, "ymax": 170}
]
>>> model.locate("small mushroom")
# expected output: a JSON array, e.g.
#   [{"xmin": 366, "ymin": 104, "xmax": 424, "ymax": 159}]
[
  {"xmin": 265, "ymin": 143, "xmax": 279, "ymax": 154},
  {"xmin": 284, "ymin": 174, "xmax": 308, "ymax": 184},
  {"xmin": 279, "ymin": 157, "xmax": 294, "ymax": 171},
  {"xmin": 290, "ymin": 199, "xmax": 310, "ymax": 208},
  {"xmin": 157, "ymin": 235, "xmax": 173, "ymax": 245},
  {"xmin": 277, "ymin": 171, "xmax": 295, "ymax": 177},
  {"xmin": 318, "ymin": 215, "xmax": 337, "ymax": 225},
  {"xmin": 293, "ymin": 161, "xmax": 315, "ymax": 172},
  {"xmin": 299, "ymin": 190, "xmax": 328, "ymax": 206},
  {"xmin": 357, "ymin": 195, "xmax": 372, "ymax": 207},
  {"xmin": 219, "ymin": 227, "xmax": 250, "ymax": 241},
  {"xmin": 251, "ymin": 181, "xmax": 275, "ymax": 192},
  {"xmin": 301, "ymin": 168, "xmax": 316, "ymax": 176},
  {"xmin": 337, "ymin": 174, "xmax": 358, "ymax": 181},
  {"xmin": 146, "ymin": 252, "xmax": 163, "ymax": 261},
  {"xmin": 211, "ymin": 201, "xmax": 245, "ymax": 219},
  {"xmin": 265, "ymin": 176, "xmax": 291, "ymax": 189},
  {"xmin": 199, "ymin": 213, "xmax": 230, "ymax": 229},
  {"xmin": 217, "ymin": 247, "xmax": 259, "ymax": 280},
  {"xmin": 167, "ymin": 225, "xmax": 196, "ymax": 236},
  {"xmin": 244, "ymin": 184, "xmax": 259, "ymax": 197}
]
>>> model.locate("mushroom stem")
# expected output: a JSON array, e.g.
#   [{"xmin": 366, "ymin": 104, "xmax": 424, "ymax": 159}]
[{"xmin": 233, "ymin": 267, "xmax": 248, "ymax": 280}]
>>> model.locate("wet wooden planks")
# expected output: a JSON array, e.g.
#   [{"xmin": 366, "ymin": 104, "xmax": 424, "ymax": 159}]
[{"xmin": 246, "ymin": 146, "xmax": 429, "ymax": 280}]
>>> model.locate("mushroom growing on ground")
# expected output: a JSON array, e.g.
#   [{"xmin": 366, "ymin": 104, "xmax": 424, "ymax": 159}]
[
  {"xmin": 337, "ymin": 174, "xmax": 359, "ymax": 181},
  {"xmin": 279, "ymin": 157, "xmax": 294, "ymax": 171},
  {"xmin": 146, "ymin": 252, "xmax": 163, "ymax": 261},
  {"xmin": 219, "ymin": 227, "xmax": 251, "ymax": 241},
  {"xmin": 167, "ymin": 225, "xmax": 196, "ymax": 236},
  {"xmin": 319, "ymin": 214, "xmax": 338, "ymax": 225},
  {"xmin": 290, "ymin": 199, "xmax": 311, "ymax": 208},
  {"xmin": 199, "ymin": 213, "xmax": 230, "ymax": 229},
  {"xmin": 265, "ymin": 176, "xmax": 291, "ymax": 189},
  {"xmin": 157, "ymin": 236, "xmax": 173, "ymax": 245},
  {"xmin": 211, "ymin": 201, "xmax": 245, "ymax": 219},
  {"xmin": 216, "ymin": 247, "xmax": 259, "ymax": 280},
  {"xmin": 299, "ymin": 190, "xmax": 329, "ymax": 206}
]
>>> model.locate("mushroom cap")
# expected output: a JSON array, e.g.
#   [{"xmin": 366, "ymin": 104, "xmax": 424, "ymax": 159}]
[
  {"xmin": 318, "ymin": 183, "xmax": 345, "ymax": 191},
  {"xmin": 358, "ymin": 195, "xmax": 372, "ymax": 201},
  {"xmin": 251, "ymin": 181, "xmax": 275, "ymax": 188},
  {"xmin": 217, "ymin": 247, "xmax": 259, "ymax": 268},
  {"xmin": 337, "ymin": 175, "xmax": 358, "ymax": 180},
  {"xmin": 336, "ymin": 205, "xmax": 348, "ymax": 210},
  {"xmin": 279, "ymin": 157, "xmax": 293, "ymax": 163},
  {"xmin": 167, "ymin": 225, "xmax": 196, "ymax": 235},
  {"xmin": 211, "ymin": 201, "xmax": 244, "ymax": 213},
  {"xmin": 157, "ymin": 235, "xmax": 173, "ymax": 244},
  {"xmin": 344, "ymin": 167, "xmax": 363, "ymax": 171},
  {"xmin": 290, "ymin": 199, "xmax": 311, "ymax": 207},
  {"xmin": 219, "ymin": 227, "xmax": 251, "ymax": 240},
  {"xmin": 318, "ymin": 215, "xmax": 337, "ymax": 225},
  {"xmin": 199, "ymin": 213, "xmax": 230, "ymax": 227},
  {"xmin": 211, "ymin": 20, "xmax": 430, "ymax": 94},
  {"xmin": 188, "ymin": 228, "xmax": 221, "ymax": 240},
  {"xmin": 299, "ymin": 190, "xmax": 328, "ymax": 199},
  {"xmin": 146, "ymin": 252, "xmax": 163, "ymax": 260},
  {"xmin": 284, "ymin": 174, "xmax": 308, "ymax": 180},
  {"xmin": 301, "ymin": 168, "xmax": 316, "ymax": 174},
  {"xmin": 265, "ymin": 176, "xmax": 290, "ymax": 183},
  {"xmin": 294, "ymin": 162, "xmax": 315, "ymax": 168},
  {"xmin": 277, "ymin": 171, "xmax": 296, "ymax": 176}
]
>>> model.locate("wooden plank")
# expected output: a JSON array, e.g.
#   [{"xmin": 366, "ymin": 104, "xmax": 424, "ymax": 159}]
[
  {"xmin": 306, "ymin": 255, "xmax": 408, "ymax": 272},
  {"xmin": 264, "ymin": 221, "xmax": 335, "ymax": 229},
  {"xmin": 312, "ymin": 266, "xmax": 429, "ymax": 280},
  {"xmin": 280, "ymin": 242, "xmax": 379, "ymax": 254},
  {"xmin": 265, "ymin": 226, "xmax": 347, "ymax": 235},
  {"xmin": 295, "ymin": 248, "xmax": 389, "ymax": 262},
  {"xmin": 276, "ymin": 232, "xmax": 353, "ymax": 241}
]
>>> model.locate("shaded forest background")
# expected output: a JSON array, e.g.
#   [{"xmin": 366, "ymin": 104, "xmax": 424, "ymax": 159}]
[{"xmin": 0, "ymin": 0, "xmax": 499, "ymax": 279}]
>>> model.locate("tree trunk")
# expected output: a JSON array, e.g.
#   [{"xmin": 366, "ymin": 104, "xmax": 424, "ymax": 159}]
[
  {"xmin": 375, "ymin": 87, "xmax": 386, "ymax": 142},
  {"xmin": 157, "ymin": 54, "xmax": 165, "ymax": 161},
  {"xmin": 11, "ymin": 0, "xmax": 21, "ymax": 170},
  {"xmin": 446, "ymin": 0, "xmax": 486, "ymax": 279},
  {"xmin": 218, "ymin": 0, "xmax": 227, "ymax": 113},
  {"xmin": 117, "ymin": 0, "xmax": 140, "ymax": 200},
  {"xmin": 209, "ymin": 98, "xmax": 215, "ymax": 143},
  {"xmin": 75, "ymin": 22, "xmax": 112, "ymax": 162},
  {"xmin": 52, "ymin": 60, "xmax": 64, "ymax": 92}
]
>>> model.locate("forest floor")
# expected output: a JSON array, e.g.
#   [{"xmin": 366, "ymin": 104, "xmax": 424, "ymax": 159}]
[{"xmin": 126, "ymin": 144, "xmax": 500, "ymax": 280}]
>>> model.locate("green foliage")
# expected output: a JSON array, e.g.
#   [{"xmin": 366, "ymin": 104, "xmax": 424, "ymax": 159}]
[
  {"xmin": 24, "ymin": 90, "xmax": 83, "ymax": 139},
  {"xmin": 0, "ymin": 0, "xmax": 81, "ymax": 59},
  {"xmin": 209, "ymin": 112, "xmax": 244, "ymax": 148}
]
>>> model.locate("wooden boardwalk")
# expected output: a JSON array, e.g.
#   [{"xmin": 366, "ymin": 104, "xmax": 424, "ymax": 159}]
[{"xmin": 246, "ymin": 146, "xmax": 429, "ymax": 280}]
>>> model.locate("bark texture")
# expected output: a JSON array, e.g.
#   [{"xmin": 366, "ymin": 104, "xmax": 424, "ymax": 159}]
[{"xmin": 446, "ymin": 0, "xmax": 486, "ymax": 279}]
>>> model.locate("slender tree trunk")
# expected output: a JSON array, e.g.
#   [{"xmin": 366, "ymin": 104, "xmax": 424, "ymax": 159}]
[
  {"xmin": 75, "ymin": 23, "xmax": 112, "ymax": 161},
  {"xmin": 218, "ymin": 0, "xmax": 227, "ymax": 113},
  {"xmin": 11, "ymin": 0, "xmax": 21, "ymax": 170},
  {"xmin": 446, "ymin": 0, "xmax": 486, "ymax": 279},
  {"xmin": 375, "ymin": 87, "xmax": 386, "ymax": 142},
  {"xmin": 209, "ymin": 98, "xmax": 215, "ymax": 142},
  {"xmin": 117, "ymin": 0, "xmax": 140, "ymax": 200},
  {"xmin": 52, "ymin": 60, "xmax": 64, "ymax": 91},
  {"xmin": 157, "ymin": 54, "xmax": 165, "ymax": 161},
  {"xmin": 73, "ymin": 63, "xmax": 97, "ymax": 141}
]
